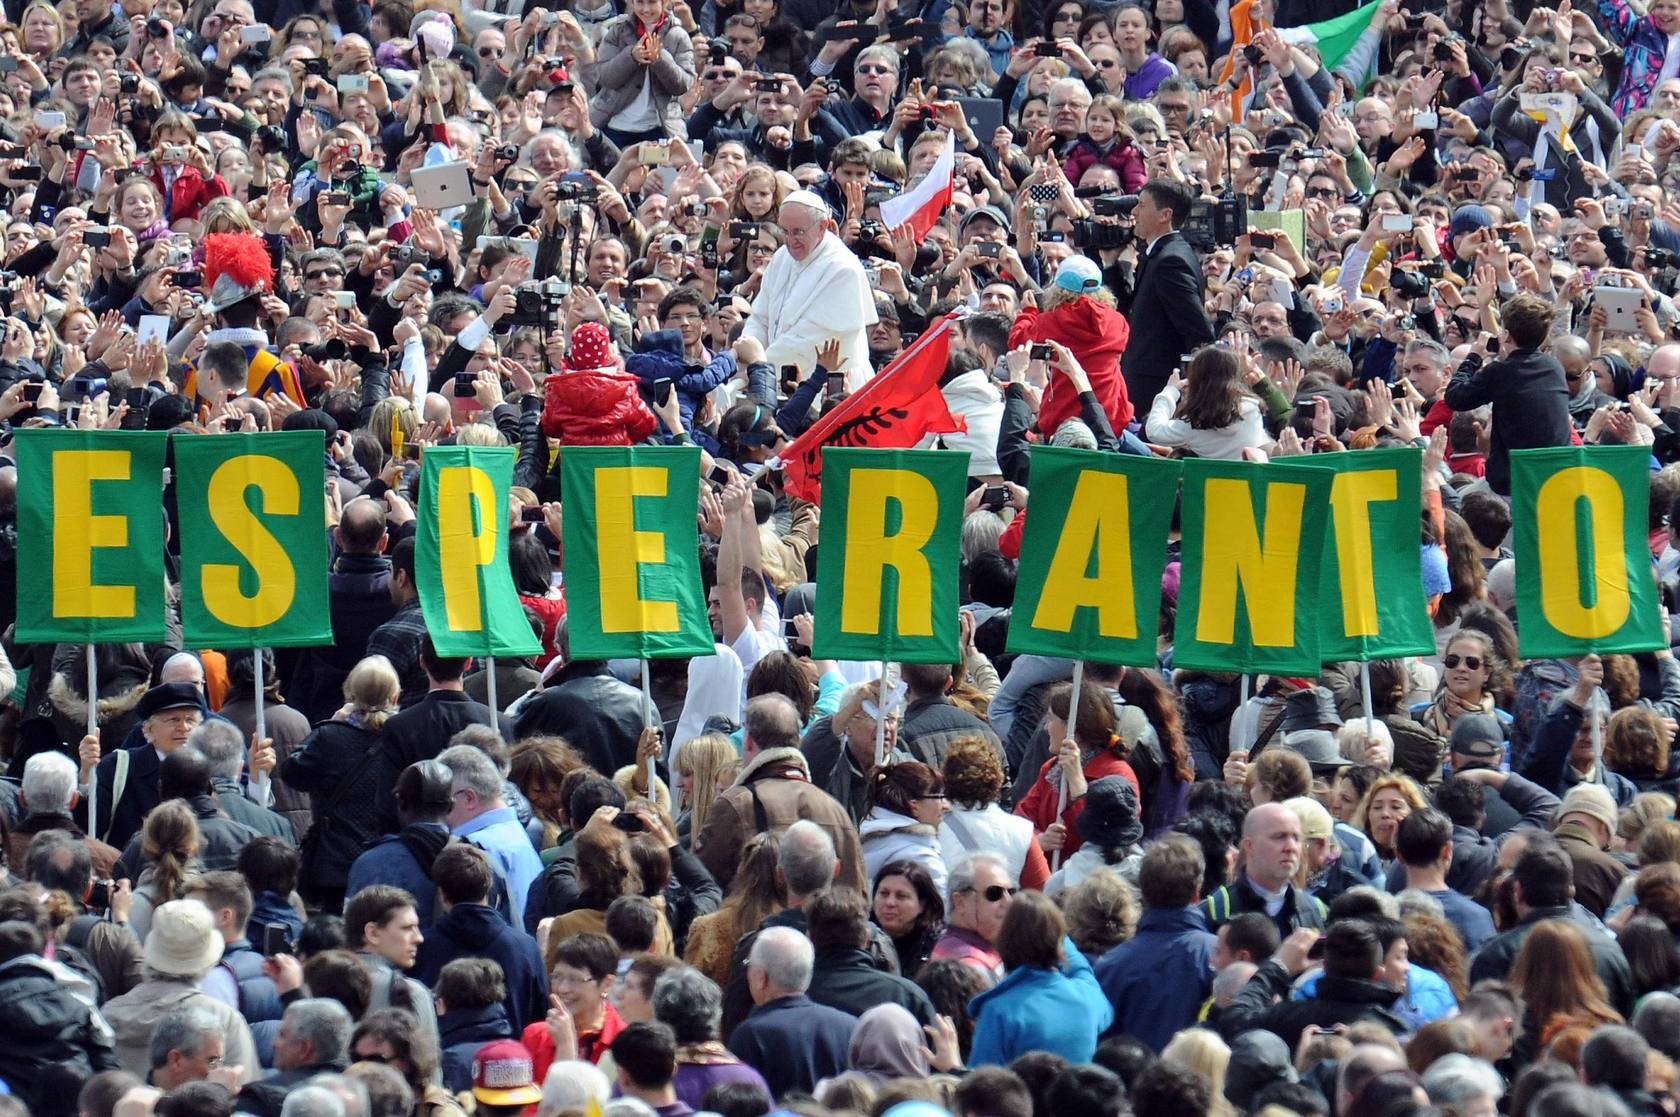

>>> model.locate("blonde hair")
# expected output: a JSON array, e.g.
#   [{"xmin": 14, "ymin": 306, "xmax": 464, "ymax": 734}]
[
  {"xmin": 343, "ymin": 655, "xmax": 401, "ymax": 733},
  {"xmin": 1040, "ymin": 283, "xmax": 1117, "ymax": 313},
  {"xmin": 1352, "ymin": 772, "xmax": 1427, "ymax": 852},
  {"xmin": 200, "ymin": 196, "xmax": 257, "ymax": 235},
  {"xmin": 1163, "ymin": 1029, "xmax": 1237, "ymax": 1117},
  {"xmin": 455, "ymin": 422, "xmax": 507, "ymax": 447},
  {"xmin": 368, "ymin": 396, "xmax": 415, "ymax": 455},
  {"xmin": 673, "ymin": 734, "xmax": 739, "ymax": 837}
]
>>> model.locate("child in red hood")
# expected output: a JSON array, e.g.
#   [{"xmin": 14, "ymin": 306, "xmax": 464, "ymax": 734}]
[
  {"xmin": 1008, "ymin": 255, "xmax": 1133, "ymax": 437},
  {"xmin": 541, "ymin": 323, "xmax": 658, "ymax": 446}
]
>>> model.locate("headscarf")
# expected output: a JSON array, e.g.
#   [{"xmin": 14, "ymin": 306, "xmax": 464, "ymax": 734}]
[{"xmin": 847, "ymin": 1005, "xmax": 931, "ymax": 1082}]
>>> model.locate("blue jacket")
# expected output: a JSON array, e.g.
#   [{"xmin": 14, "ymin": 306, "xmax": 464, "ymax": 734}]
[
  {"xmin": 412, "ymin": 903, "xmax": 549, "ymax": 1030},
  {"xmin": 345, "ymin": 824, "xmax": 514, "ymax": 930},
  {"xmin": 968, "ymin": 937, "xmax": 1114, "ymax": 1067},
  {"xmin": 219, "ymin": 940, "xmax": 284, "ymax": 1025},
  {"xmin": 625, "ymin": 329, "xmax": 737, "ymax": 440},
  {"xmin": 439, "ymin": 1002, "xmax": 514, "ymax": 1094},
  {"xmin": 1094, "ymin": 906, "xmax": 1216, "ymax": 1053},
  {"xmin": 727, "ymin": 994, "xmax": 857, "ymax": 1102}
]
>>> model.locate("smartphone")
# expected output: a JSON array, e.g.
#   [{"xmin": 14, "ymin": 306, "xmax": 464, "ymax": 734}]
[
  {"xmin": 175, "ymin": 269, "xmax": 203, "ymax": 288},
  {"xmin": 754, "ymin": 77, "xmax": 782, "ymax": 94},
  {"xmin": 1249, "ymin": 232, "xmax": 1277, "ymax": 250},
  {"xmin": 1452, "ymin": 167, "xmax": 1479, "ymax": 182},
  {"xmin": 653, "ymin": 378, "xmax": 673, "ymax": 406},
  {"xmin": 728, "ymin": 222, "xmax": 760, "ymax": 239},
  {"xmin": 1412, "ymin": 110, "xmax": 1439, "ymax": 129},
  {"xmin": 520, "ymin": 506, "xmax": 545, "ymax": 523},
  {"xmin": 706, "ymin": 463, "xmax": 731, "ymax": 489},
  {"xmin": 33, "ymin": 110, "xmax": 66, "ymax": 130},
  {"xmin": 1030, "ymin": 343, "xmax": 1053, "ymax": 361},
  {"xmin": 10, "ymin": 166, "xmax": 41, "ymax": 182},
  {"xmin": 1034, "ymin": 40, "xmax": 1062, "ymax": 56},
  {"xmin": 612, "ymin": 812, "xmax": 646, "ymax": 832},
  {"xmin": 322, "ymin": 190, "xmax": 351, "ymax": 206},
  {"xmin": 260, "ymin": 923, "xmax": 289, "ymax": 957},
  {"xmin": 222, "ymin": 416, "xmax": 242, "ymax": 431},
  {"xmin": 337, "ymin": 73, "xmax": 369, "ymax": 93},
  {"xmin": 1485, "ymin": 336, "xmax": 1500, "ymax": 355},
  {"xmin": 976, "ymin": 241, "xmax": 1002, "ymax": 258},
  {"xmin": 453, "ymin": 373, "xmax": 477, "ymax": 399},
  {"xmin": 825, "ymin": 371, "xmax": 845, "ymax": 401},
  {"xmin": 239, "ymin": 24, "xmax": 271, "ymax": 43},
  {"xmin": 1248, "ymin": 151, "xmax": 1281, "ymax": 168},
  {"xmin": 638, "ymin": 142, "xmax": 669, "ymax": 165},
  {"xmin": 22, "ymin": 383, "xmax": 42, "ymax": 403},
  {"xmin": 1382, "ymin": 214, "xmax": 1413, "ymax": 232}
]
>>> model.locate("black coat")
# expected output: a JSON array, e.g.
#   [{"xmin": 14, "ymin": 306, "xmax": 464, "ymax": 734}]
[
  {"xmin": 512, "ymin": 665, "xmax": 644, "ymax": 779},
  {"xmin": 237, "ymin": 1062, "xmax": 349, "ymax": 1117},
  {"xmin": 0, "ymin": 956, "xmax": 121, "ymax": 1117},
  {"xmin": 1441, "ymin": 347, "xmax": 1573, "ymax": 496},
  {"xmin": 1121, "ymin": 232, "xmax": 1214, "ymax": 414},
  {"xmin": 1218, "ymin": 958, "xmax": 1406, "ymax": 1045},
  {"xmin": 375, "ymin": 691, "xmax": 512, "ymax": 833},
  {"xmin": 807, "ymin": 946, "xmax": 937, "ymax": 1025},
  {"xmin": 288, "ymin": 553, "xmax": 396, "ymax": 723},
  {"xmin": 412, "ymin": 903, "xmax": 549, "ymax": 1030},
  {"xmin": 279, "ymin": 719, "xmax": 385, "ymax": 905},
  {"xmin": 1469, "ymin": 904, "xmax": 1635, "ymax": 1017}
]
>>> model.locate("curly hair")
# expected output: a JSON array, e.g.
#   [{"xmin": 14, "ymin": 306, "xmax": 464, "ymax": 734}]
[
  {"xmin": 1118, "ymin": 669, "xmax": 1194, "ymax": 783},
  {"xmin": 1607, "ymin": 705, "xmax": 1670, "ymax": 776},
  {"xmin": 1058, "ymin": 867, "xmax": 1138, "ymax": 956},
  {"xmin": 943, "ymin": 735, "xmax": 1006, "ymax": 808},
  {"xmin": 1403, "ymin": 911, "xmax": 1468, "ymax": 1003}
]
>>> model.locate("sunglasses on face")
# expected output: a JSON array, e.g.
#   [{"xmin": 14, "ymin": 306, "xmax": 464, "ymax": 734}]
[
  {"xmin": 966, "ymin": 884, "xmax": 1018, "ymax": 902},
  {"xmin": 1444, "ymin": 653, "xmax": 1483, "ymax": 670}
]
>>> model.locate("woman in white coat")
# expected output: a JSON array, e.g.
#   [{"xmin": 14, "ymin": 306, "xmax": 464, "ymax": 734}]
[
  {"xmin": 1145, "ymin": 344, "xmax": 1266, "ymax": 460},
  {"xmin": 937, "ymin": 736, "xmax": 1052, "ymax": 891},
  {"xmin": 858, "ymin": 761, "xmax": 950, "ymax": 899}
]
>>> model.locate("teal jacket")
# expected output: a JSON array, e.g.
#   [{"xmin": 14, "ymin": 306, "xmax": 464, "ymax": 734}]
[{"xmin": 967, "ymin": 936, "xmax": 1114, "ymax": 1066}]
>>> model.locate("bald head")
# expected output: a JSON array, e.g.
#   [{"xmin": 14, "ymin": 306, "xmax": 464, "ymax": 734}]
[
  {"xmin": 1242, "ymin": 802, "xmax": 1303, "ymax": 892},
  {"xmin": 1649, "ymin": 344, "xmax": 1680, "ymax": 385},
  {"xmin": 338, "ymin": 497, "xmax": 388, "ymax": 555},
  {"xmin": 1338, "ymin": 1044, "xmax": 1407, "ymax": 1113}
]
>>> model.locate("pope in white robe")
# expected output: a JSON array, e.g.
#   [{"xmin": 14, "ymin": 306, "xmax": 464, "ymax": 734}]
[{"xmin": 741, "ymin": 190, "xmax": 879, "ymax": 391}]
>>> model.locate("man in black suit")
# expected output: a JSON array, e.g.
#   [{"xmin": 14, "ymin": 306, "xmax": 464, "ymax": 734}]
[
  {"xmin": 373, "ymin": 638, "xmax": 512, "ymax": 833},
  {"xmin": 1122, "ymin": 178, "xmax": 1216, "ymax": 414}
]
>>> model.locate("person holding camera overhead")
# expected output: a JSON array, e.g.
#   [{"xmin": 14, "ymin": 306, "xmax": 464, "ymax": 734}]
[
  {"xmin": 1442, "ymin": 293, "xmax": 1574, "ymax": 496},
  {"xmin": 1120, "ymin": 177, "xmax": 1216, "ymax": 414}
]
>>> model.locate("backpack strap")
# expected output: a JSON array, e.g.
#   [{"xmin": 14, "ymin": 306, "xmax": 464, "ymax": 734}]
[
  {"xmin": 944, "ymin": 812, "xmax": 980, "ymax": 852},
  {"xmin": 64, "ymin": 913, "xmax": 101, "ymax": 951}
]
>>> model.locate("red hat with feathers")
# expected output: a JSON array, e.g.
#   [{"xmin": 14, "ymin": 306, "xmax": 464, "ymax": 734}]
[{"xmin": 202, "ymin": 233, "xmax": 274, "ymax": 313}]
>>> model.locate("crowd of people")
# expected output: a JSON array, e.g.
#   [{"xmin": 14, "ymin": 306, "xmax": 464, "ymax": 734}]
[{"xmin": 6, "ymin": 0, "xmax": 1680, "ymax": 1113}]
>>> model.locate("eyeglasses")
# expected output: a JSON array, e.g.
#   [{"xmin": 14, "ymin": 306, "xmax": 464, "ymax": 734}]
[
  {"xmin": 354, "ymin": 1051, "xmax": 389, "ymax": 1064},
  {"xmin": 964, "ymin": 884, "xmax": 1018, "ymax": 902},
  {"xmin": 1443, "ymin": 653, "xmax": 1484, "ymax": 670},
  {"xmin": 305, "ymin": 267, "xmax": 344, "ymax": 280},
  {"xmin": 857, "ymin": 64, "xmax": 895, "ymax": 76}
]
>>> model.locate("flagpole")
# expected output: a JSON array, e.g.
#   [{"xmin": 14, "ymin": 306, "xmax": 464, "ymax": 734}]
[
  {"xmin": 485, "ymin": 655, "xmax": 498, "ymax": 726},
  {"xmin": 85, "ymin": 643, "xmax": 98, "ymax": 839},
  {"xmin": 1359, "ymin": 660, "xmax": 1374, "ymax": 740},
  {"xmin": 875, "ymin": 662, "xmax": 896, "ymax": 769},
  {"xmin": 1052, "ymin": 659, "xmax": 1085, "ymax": 875},
  {"xmin": 252, "ymin": 649, "xmax": 271, "ymax": 808},
  {"xmin": 641, "ymin": 658, "xmax": 655, "ymax": 799}
]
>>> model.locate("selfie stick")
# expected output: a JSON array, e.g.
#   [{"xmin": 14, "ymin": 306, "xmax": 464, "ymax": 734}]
[{"xmin": 1051, "ymin": 659, "xmax": 1085, "ymax": 874}]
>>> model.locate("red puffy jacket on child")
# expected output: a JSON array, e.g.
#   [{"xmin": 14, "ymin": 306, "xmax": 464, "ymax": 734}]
[{"xmin": 540, "ymin": 323, "xmax": 658, "ymax": 446}]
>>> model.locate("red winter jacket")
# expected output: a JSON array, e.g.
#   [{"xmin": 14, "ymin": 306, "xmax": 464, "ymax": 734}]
[
  {"xmin": 541, "ymin": 369, "xmax": 658, "ymax": 446},
  {"xmin": 1062, "ymin": 137, "xmax": 1146, "ymax": 193},
  {"xmin": 1009, "ymin": 297, "xmax": 1133, "ymax": 437},
  {"xmin": 148, "ymin": 164, "xmax": 231, "ymax": 224}
]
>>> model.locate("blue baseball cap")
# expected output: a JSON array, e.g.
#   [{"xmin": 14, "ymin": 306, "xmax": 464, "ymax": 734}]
[{"xmin": 1054, "ymin": 255, "xmax": 1103, "ymax": 294}]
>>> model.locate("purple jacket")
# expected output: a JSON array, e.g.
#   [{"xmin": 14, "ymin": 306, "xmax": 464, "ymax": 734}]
[
  {"xmin": 673, "ymin": 1045, "xmax": 771, "ymax": 1112},
  {"xmin": 1123, "ymin": 53, "xmax": 1176, "ymax": 100}
]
